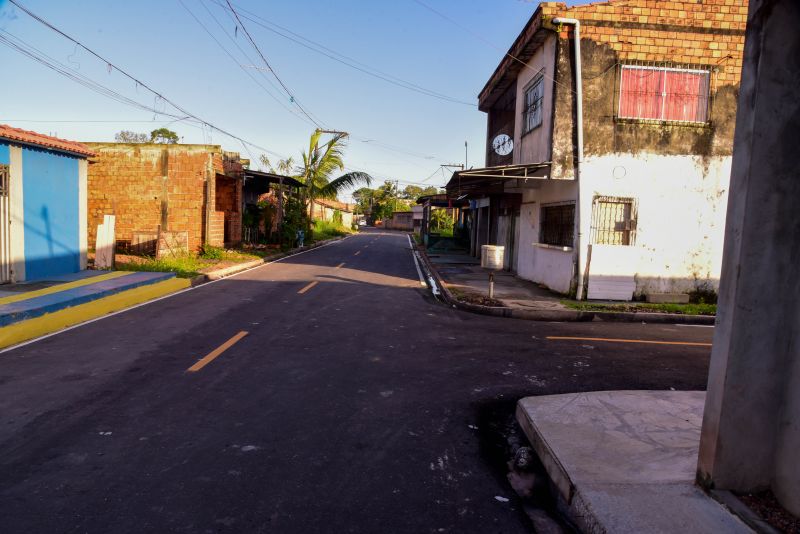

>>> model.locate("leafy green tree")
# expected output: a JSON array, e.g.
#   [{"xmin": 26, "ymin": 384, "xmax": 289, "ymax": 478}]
[
  {"xmin": 400, "ymin": 185, "xmax": 439, "ymax": 201},
  {"xmin": 114, "ymin": 130, "xmax": 149, "ymax": 143},
  {"xmin": 150, "ymin": 128, "xmax": 180, "ymax": 144},
  {"xmin": 299, "ymin": 130, "xmax": 372, "ymax": 231}
]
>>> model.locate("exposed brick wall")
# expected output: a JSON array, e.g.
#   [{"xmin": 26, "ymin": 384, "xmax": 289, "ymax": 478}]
[
  {"xmin": 209, "ymin": 211, "xmax": 225, "ymax": 247},
  {"xmin": 537, "ymin": 0, "xmax": 747, "ymax": 176},
  {"xmin": 541, "ymin": 0, "xmax": 746, "ymax": 85},
  {"xmin": 85, "ymin": 143, "xmax": 233, "ymax": 253}
]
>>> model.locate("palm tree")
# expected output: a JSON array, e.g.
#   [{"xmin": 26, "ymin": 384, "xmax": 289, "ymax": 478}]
[{"xmin": 300, "ymin": 130, "xmax": 372, "ymax": 228}]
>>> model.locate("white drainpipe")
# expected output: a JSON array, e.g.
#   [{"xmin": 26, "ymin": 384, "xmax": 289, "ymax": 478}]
[{"xmin": 552, "ymin": 17, "xmax": 587, "ymax": 300}]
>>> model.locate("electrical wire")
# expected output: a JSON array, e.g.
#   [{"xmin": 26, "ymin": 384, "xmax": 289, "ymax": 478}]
[
  {"xmin": 6, "ymin": 0, "xmax": 289, "ymax": 160},
  {"xmin": 222, "ymin": 0, "xmax": 324, "ymax": 128},
  {"xmin": 178, "ymin": 0, "xmax": 316, "ymax": 128},
  {"xmin": 411, "ymin": 0, "xmax": 576, "ymax": 95},
  {"xmin": 210, "ymin": 0, "xmax": 477, "ymax": 107}
]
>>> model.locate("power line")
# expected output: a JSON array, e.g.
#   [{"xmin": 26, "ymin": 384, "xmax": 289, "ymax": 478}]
[
  {"xmin": 222, "ymin": 0, "xmax": 323, "ymax": 128},
  {"xmin": 178, "ymin": 0, "xmax": 316, "ymax": 128},
  {"xmin": 212, "ymin": 0, "xmax": 477, "ymax": 107},
  {"xmin": 411, "ymin": 0, "xmax": 575, "ymax": 95},
  {"xmin": 6, "ymin": 0, "xmax": 288, "ymax": 160}
]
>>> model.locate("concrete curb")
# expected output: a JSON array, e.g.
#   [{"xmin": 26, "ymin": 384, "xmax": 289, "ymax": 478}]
[
  {"xmin": 190, "ymin": 235, "xmax": 352, "ymax": 287},
  {"xmin": 414, "ymin": 245, "xmax": 716, "ymax": 325}
]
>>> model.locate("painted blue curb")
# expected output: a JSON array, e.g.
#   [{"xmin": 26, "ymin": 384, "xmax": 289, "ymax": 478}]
[{"xmin": 0, "ymin": 271, "xmax": 176, "ymax": 327}]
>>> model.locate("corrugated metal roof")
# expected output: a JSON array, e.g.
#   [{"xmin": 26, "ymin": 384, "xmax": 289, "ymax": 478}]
[{"xmin": 0, "ymin": 124, "xmax": 95, "ymax": 157}]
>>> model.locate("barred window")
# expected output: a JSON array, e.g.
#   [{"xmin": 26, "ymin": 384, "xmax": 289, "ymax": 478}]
[
  {"xmin": 618, "ymin": 66, "xmax": 710, "ymax": 123},
  {"xmin": 540, "ymin": 203, "xmax": 574, "ymax": 247},
  {"xmin": 522, "ymin": 74, "xmax": 544, "ymax": 134},
  {"xmin": 591, "ymin": 196, "xmax": 637, "ymax": 246}
]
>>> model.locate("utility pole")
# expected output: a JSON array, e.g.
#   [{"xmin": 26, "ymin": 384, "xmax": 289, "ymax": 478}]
[{"xmin": 465, "ymin": 141, "xmax": 468, "ymax": 170}]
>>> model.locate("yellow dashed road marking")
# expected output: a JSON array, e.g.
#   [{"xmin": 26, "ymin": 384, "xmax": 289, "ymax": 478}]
[
  {"xmin": 297, "ymin": 281, "xmax": 319, "ymax": 294},
  {"xmin": 546, "ymin": 336, "xmax": 712, "ymax": 347},
  {"xmin": 187, "ymin": 331, "xmax": 249, "ymax": 373}
]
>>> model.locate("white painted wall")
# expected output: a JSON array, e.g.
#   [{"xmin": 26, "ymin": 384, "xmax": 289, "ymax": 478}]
[
  {"xmin": 9, "ymin": 146, "xmax": 25, "ymax": 282},
  {"xmin": 508, "ymin": 179, "xmax": 577, "ymax": 294},
  {"xmin": 514, "ymin": 34, "xmax": 557, "ymax": 166},
  {"xmin": 580, "ymin": 153, "xmax": 731, "ymax": 295}
]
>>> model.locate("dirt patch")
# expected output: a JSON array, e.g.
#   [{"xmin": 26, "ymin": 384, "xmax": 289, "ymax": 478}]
[{"xmin": 738, "ymin": 491, "xmax": 800, "ymax": 533}]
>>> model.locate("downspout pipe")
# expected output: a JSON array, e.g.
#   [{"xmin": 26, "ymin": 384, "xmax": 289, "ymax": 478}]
[{"xmin": 552, "ymin": 17, "xmax": 587, "ymax": 300}]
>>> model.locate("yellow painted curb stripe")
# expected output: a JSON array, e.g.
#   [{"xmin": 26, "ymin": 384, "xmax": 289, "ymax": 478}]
[
  {"xmin": 0, "ymin": 278, "xmax": 191, "ymax": 349},
  {"xmin": 546, "ymin": 336, "xmax": 712, "ymax": 347},
  {"xmin": 0, "ymin": 271, "xmax": 133, "ymax": 306},
  {"xmin": 335, "ymin": 262, "xmax": 345, "ymax": 269},
  {"xmin": 298, "ymin": 281, "xmax": 318, "ymax": 294},
  {"xmin": 354, "ymin": 251, "xmax": 360, "ymax": 256},
  {"xmin": 187, "ymin": 331, "xmax": 248, "ymax": 373}
]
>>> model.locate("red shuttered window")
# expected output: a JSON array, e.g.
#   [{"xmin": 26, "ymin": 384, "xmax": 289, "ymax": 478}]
[{"xmin": 618, "ymin": 66, "xmax": 710, "ymax": 123}]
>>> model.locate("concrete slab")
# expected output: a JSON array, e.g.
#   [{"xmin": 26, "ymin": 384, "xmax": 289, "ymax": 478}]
[{"xmin": 516, "ymin": 391, "xmax": 753, "ymax": 533}]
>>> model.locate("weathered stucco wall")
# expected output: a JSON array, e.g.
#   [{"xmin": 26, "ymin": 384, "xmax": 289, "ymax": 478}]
[
  {"xmin": 508, "ymin": 180, "xmax": 577, "ymax": 293},
  {"xmin": 514, "ymin": 34, "xmax": 557, "ymax": 166},
  {"xmin": 582, "ymin": 153, "xmax": 731, "ymax": 295},
  {"xmin": 698, "ymin": 0, "xmax": 800, "ymax": 515}
]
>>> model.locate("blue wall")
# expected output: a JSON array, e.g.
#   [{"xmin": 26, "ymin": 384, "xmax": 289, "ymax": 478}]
[
  {"xmin": 22, "ymin": 147, "xmax": 81, "ymax": 280},
  {"xmin": 0, "ymin": 142, "xmax": 9, "ymax": 165}
]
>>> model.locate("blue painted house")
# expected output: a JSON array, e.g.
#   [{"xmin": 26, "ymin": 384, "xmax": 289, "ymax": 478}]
[{"xmin": 0, "ymin": 125, "xmax": 94, "ymax": 283}]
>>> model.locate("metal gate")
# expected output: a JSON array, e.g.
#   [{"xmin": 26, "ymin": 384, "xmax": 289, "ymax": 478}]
[{"xmin": 0, "ymin": 164, "xmax": 10, "ymax": 283}]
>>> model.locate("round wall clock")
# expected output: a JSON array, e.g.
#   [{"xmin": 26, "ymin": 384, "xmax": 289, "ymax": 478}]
[{"xmin": 492, "ymin": 134, "xmax": 513, "ymax": 156}]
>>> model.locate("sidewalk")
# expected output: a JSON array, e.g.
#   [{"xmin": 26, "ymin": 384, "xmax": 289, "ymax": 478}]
[
  {"xmin": 417, "ymin": 247, "xmax": 715, "ymax": 324},
  {"xmin": 0, "ymin": 270, "xmax": 189, "ymax": 349},
  {"xmin": 516, "ymin": 391, "xmax": 753, "ymax": 533}
]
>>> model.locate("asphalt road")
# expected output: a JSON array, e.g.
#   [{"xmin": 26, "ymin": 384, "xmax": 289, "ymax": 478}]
[{"xmin": 0, "ymin": 229, "xmax": 714, "ymax": 533}]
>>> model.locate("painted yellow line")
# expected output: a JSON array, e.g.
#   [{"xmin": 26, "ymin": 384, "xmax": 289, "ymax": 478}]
[
  {"xmin": 335, "ymin": 262, "xmax": 345, "ymax": 269},
  {"xmin": 363, "ymin": 245, "xmax": 369, "ymax": 248},
  {"xmin": 0, "ymin": 271, "xmax": 132, "ymax": 306},
  {"xmin": 187, "ymin": 331, "xmax": 248, "ymax": 373},
  {"xmin": 354, "ymin": 251, "xmax": 361, "ymax": 256},
  {"xmin": 546, "ymin": 336, "xmax": 712, "ymax": 347},
  {"xmin": 297, "ymin": 281, "xmax": 318, "ymax": 294},
  {"xmin": 0, "ymin": 278, "xmax": 191, "ymax": 349}
]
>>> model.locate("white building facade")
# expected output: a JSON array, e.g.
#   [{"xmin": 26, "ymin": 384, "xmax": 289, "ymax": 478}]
[{"xmin": 450, "ymin": 0, "xmax": 744, "ymax": 300}]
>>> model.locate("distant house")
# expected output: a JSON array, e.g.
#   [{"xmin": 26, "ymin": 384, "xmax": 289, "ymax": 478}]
[
  {"xmin": 311, "ymin": 198, "xmax": 354, "ymax": 228},
  {"xmin": 0, "ymin": 125, "xmax": 94, "ymax": 282},
  {"xmin": 85, "ymin": 143, "xmax": 245, "ymax": 253},
  {"xmin": 447, "ymin": 0, "xmax": 746, "ymax": 300},
  {"xmin": 384, "ymin": 211, "xmax": 414, "ymax": 231}
]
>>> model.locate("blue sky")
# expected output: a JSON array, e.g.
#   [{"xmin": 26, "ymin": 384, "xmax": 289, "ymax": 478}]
[{"xmin": 0, "ymin": 0, "xmax": 587, "ymax": 200}]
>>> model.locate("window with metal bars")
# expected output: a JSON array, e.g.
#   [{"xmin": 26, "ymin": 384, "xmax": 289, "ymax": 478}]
[
  {"xmin": 539, "ymin": 202, "xmax": 574, "ymax": 247},
  {"xmin": 618, "ymin": 65, "xmax": 710, "ymax": 123},
  {"xmin": 590, "ymin": 196, "xmax": 637, "ymax": 246},
  {"xmin": 522, "ymin": 74, "xmax": 544, "ymax": 134}
]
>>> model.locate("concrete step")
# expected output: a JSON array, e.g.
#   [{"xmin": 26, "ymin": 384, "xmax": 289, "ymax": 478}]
[
  {"xmin": 0, "ymin": 271, "xmax": 175, "ymax": 326},
  {"xmin": 516, "ymin": 391, "xmax": 754, "ymax": 533}
]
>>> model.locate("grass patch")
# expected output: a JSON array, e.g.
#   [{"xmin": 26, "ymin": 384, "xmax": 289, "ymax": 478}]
[
  {"xmin": 116, "ymin": 255, "xmax": 209, "ymax": 278},
  {"xmin": 561, "ymin": 300, "xmax": 717, "ymax": 316},
  {"xmin": 312, "ymin": 219, "xmax": 353, "ymax": 242}
]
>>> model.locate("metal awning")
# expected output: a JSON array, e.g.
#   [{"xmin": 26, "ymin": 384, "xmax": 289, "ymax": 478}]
[
  {"xmin": 244, "ymin": 169, "xmax": 305, "ymax": 189},
  {"xmin": 445, "ymin": 162, "xmax": 551, "ymax": 195}
]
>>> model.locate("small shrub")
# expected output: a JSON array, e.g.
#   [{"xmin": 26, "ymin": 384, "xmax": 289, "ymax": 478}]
[{"xmin": 200, "ymin": 245, "xmax": 225, "ymax": 260}]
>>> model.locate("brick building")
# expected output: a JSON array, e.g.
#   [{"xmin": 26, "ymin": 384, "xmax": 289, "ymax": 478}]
[
  {"xmin": 447, "ymin": 0, "xmax": 747, "ymax": 300},
  {"xmin": 85, "ymin": 143, "xmax": 244, "ymax": 253}
]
